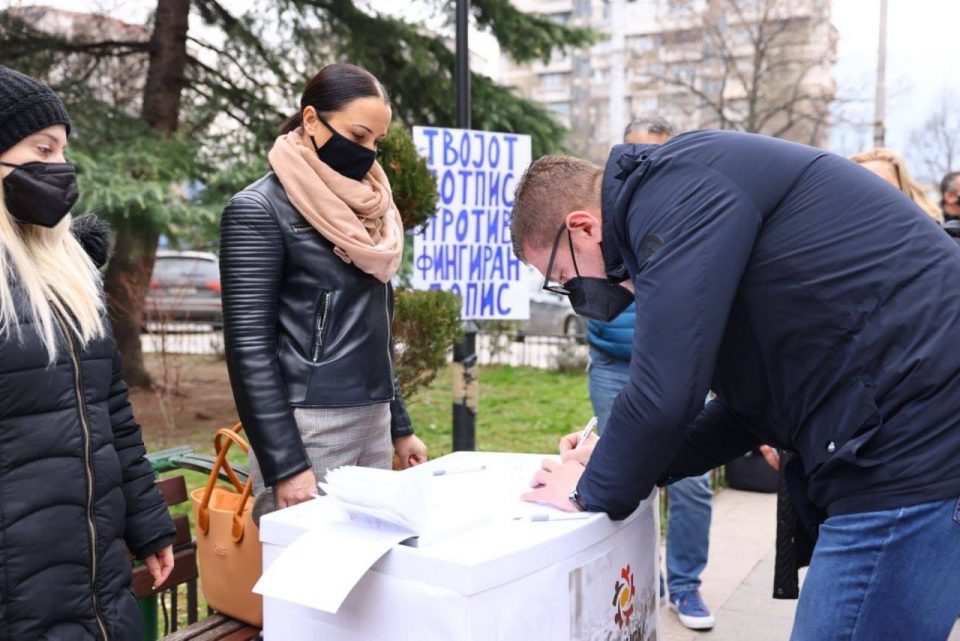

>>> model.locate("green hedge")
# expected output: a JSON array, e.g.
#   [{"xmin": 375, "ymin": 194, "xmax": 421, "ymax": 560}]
[{"xmin": 393, "ymin": 289, "xmax": 462, "ymax": 401}]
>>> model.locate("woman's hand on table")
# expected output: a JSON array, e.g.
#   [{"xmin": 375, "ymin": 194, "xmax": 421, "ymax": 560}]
[
  {"xmin": 559, "ymin": 431, "xmax": 598, "ymax": 466},
  {"xmin": 394, "ymin": 434, "xmax": 428, "ymax": 469},
  {"xmin": 275, "ymin": 467, "xmax": 319, "ymax": 509}
]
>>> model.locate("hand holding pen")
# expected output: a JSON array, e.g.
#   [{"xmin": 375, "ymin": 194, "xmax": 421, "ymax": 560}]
[{"xmin": 559, "ymin": 416, "xmax": 600, "ymax": 466}]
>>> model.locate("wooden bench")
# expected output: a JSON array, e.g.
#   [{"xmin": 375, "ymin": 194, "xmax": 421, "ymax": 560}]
[
  {"xmin": 132, "ymin": 476, "xmax": 260, "ymax": 641},
  {"xmin": 161, "ymin": 614, "xmax": 260, "ymax": 641}
]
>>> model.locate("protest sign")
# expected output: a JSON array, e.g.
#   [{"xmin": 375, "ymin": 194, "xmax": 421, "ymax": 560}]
[{"xmin": 412, "ymin": 127, "xmax": 532, "ymax": 320}]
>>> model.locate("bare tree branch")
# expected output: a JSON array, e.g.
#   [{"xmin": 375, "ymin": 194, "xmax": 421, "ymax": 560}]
[{"xmin": 635, "ymin": 0, "xmax": 835, "ymax": 144}]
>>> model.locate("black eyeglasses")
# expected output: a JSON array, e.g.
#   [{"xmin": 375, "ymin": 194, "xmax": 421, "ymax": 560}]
[{"xmin": 542, "ymin": 223, "xmax": 582, "ymax": 296}]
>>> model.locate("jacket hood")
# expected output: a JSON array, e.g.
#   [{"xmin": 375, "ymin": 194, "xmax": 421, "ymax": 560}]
[
  {"xmin": 69, "ymin": 214, "xmax": 113, "ymax": 269},
  {"xmin": 600, "ymin": 143, "xmax": 658, "ymax": 282}
]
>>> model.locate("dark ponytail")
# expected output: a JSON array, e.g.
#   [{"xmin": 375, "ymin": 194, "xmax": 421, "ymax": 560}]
[{"xmin": 279, "ymin": 63, "xmax": 390, "ymax": 134}]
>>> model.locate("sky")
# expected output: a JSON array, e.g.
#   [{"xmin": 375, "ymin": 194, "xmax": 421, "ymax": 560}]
[
  {"xmin": 8, "ymin": 0, "xmax": 957, "ymax": 169},
  {"xmin": 829, "ymin": 0, "xmax": 958, "ymax": 160}
]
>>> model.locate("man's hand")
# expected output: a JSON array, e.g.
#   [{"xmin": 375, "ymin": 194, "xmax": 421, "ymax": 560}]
[
  {"xmin": 144, "ymin": 545, "xmax": 175, "ymax": 590},
  {"xmin": 275, "ymin": 467, "xmax": 318, "ymax": 509},
  {"xmin": 559, "ymin": 431, "xmax": 599, "ymax": 466},
  {"xmin": 521, "ymin": 459, "xmax": 587, "ymax": 512},
  {"xmin": 759, "ymin": 445, "xmax": 780, "ymax": 471},
  {"xmin": 394, "ymin": 434, "xmax": 428, "ymax": 469}
]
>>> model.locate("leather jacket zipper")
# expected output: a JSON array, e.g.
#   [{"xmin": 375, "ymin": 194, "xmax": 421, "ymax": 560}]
[
  {"xmin": 52, "ymin": 308, "xmax": 109, "ymax": 641},
  {"xmin": 312, "ymin": 292, "xmax": 332, "ymax": 362},
  {"xmin": 384, "ymin": 283, "xmax": 396, "ymax": 386}
]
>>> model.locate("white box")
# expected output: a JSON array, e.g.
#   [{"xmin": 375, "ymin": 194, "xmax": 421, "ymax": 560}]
[{"xmin": 260, "ymin": 452, "xmax": 659, "ymax": 641}]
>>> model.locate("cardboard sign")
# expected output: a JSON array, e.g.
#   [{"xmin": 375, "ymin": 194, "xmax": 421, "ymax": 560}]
[{"xmin": 412, "ymin": 126, "xmax": 532, "ymax": 320}]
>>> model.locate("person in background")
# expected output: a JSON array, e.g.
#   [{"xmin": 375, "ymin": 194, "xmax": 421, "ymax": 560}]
[
  {"xmin": 623, "ymin": 115, "xmax": 673, "ymax": 146},
  {"xmin": 0, "ymin": 65, "xmax": 175, "ymax": 640},
  {"xmin": 941, "ymin": 171, "xmax": 960, "ymax": 222},
  {"xmin": 585, "ymin": 115, "xmax": 715, "ymax": 631},
  {"xmin": 220, "ymin": 63, "xmax": 427, "ymax": 524},
  {"xmin": 850, "ymin": 148, "xmax": 942, "ymax": 222}
]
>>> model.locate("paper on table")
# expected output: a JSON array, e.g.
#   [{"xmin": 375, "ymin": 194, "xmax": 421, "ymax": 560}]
[{"xmin": 254, "ymin": 520, "xmax": 409, "ymax": 614}]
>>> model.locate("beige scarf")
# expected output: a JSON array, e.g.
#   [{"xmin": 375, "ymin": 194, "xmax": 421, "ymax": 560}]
[{"xmin": 268, "ymin": 130, "xmax": 403, "ymax": 283}]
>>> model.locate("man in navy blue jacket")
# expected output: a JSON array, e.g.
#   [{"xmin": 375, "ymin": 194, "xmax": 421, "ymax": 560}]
[
  {"xmin": 513, "ymin": 130, "xmax": 960, "ymax": 640},
  {"xmin": 586, "ymin": 114, "xmax": 716, "ymax": 631}
]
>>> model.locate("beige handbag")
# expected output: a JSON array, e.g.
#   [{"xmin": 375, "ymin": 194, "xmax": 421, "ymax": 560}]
[{"xmin": 191, "ymin": 423, "xmax": 263, "ymax": 627}]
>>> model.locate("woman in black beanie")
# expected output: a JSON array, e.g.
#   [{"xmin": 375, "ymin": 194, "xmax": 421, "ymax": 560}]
[{"xmin": 0, "ymin": 65, "xmax": 176, "ymax": 640}]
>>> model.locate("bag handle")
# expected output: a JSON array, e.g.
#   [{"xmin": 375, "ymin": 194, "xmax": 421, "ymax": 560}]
[{"xmin": 196, "ymin": 423, "xmax": 254, "ymax": 543}]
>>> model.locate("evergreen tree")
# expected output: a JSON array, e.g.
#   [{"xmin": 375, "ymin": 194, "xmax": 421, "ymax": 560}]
[{"xmin": 0, "ymin": 0, "xmax": 591, "ymax": 386}]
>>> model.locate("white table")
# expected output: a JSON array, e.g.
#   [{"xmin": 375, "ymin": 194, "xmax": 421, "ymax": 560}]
[{"xmin": 260, "ymin": 451, "xmax": 659, "ymax": 640}]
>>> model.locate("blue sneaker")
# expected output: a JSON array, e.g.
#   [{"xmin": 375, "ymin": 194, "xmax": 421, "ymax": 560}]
[{"xmin": 669, "ymin": 590, "xmax": 715, "ymax": 630}]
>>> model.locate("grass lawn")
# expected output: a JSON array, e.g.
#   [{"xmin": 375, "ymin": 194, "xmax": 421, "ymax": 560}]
[
  {"xmin": 135, "ymin": 355, "xmax": 595, "ymax": 465},
  {"xmin": 406, "ymin": 364, "xmax": 595, "ymax": 458},
  {"xmin": 133, "ymin": 354, "xmax": 596, "ymax": 532}
]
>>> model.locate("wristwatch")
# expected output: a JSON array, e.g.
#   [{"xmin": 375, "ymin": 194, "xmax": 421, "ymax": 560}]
[{"xmin": 568, "ymin": 485, "xmax": 588, "ymax": 512}]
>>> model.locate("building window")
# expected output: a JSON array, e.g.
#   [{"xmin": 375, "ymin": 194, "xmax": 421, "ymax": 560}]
[
  {"xmin": 547, "ymin": 101, "xmax": 571, "ymax": 117},
  {"xmin": 540, "ymin": 72, "xmax": 570, "ymax": 88}
]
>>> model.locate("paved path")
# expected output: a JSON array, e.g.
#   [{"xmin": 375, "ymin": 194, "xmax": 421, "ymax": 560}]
[{"xmin": 659, "ymin": 489, "xmax": 960, "ymax": 641}]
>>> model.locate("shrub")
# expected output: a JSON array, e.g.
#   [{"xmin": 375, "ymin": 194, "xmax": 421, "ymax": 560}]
[
  {"xmin": 379, "ymin": 123, "xmax": 438, "ymax": 231},
  {"xmin": 393, "ymin": 288, "xmax": 462, "ymax": 401}
]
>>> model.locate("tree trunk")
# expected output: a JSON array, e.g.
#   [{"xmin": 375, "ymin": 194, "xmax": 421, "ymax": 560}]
[
  {"xmin": 142, "ymin": 0, "xmax": 190, "ymax": 134},
  {"xmin": 104, "ymin": 223, "xmax": 160, "ymax": 388},
  {"xmin": 104, "ymin": 0, "xmax": 190, "ymax": 388}
]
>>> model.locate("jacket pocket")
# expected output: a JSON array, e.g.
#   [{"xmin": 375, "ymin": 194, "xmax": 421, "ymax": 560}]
[
  {"xmin": 311, "ymin": 291, "xmax": 333, "ymax": 362},
  {"xmin": 797, "ymin": 378, "xmax": 883, "ymax": 479},
  {"xmin": 289, "ymin": 221, "xmax": 319, "ymax": 243}
]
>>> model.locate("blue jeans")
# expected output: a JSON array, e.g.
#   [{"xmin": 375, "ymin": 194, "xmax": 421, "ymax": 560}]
[
  {"xmin": 791, "ymin": 496, "xmax": 960, "ymax": 640},
  {"xmin": 588, "ymin": 347, "xmax": 712, "ymax": 595}
]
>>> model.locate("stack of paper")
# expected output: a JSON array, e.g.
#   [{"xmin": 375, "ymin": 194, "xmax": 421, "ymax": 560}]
[{"xmin": 320, "ymin": 464, "xmax": 492, "ymax": 546}]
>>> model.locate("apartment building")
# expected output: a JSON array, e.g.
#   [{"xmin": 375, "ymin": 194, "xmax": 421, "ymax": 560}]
[{"xmin": 503, "ymin": 0, "xmax": 837, "ymax": 162}]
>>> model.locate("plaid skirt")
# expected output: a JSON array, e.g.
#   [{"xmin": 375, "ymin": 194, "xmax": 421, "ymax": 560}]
[{"xmin": 249, "ymin": 402, "xmax": 392, "ymax": 523}]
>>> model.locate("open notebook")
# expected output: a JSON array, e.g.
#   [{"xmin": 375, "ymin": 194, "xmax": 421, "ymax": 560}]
[{"xmin": 318, "ymin": 465, "xmax": 494, "ymax": 547}]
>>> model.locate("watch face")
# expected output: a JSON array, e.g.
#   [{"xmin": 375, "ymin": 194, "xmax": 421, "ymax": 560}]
[{"xmin": 569, "ymin": 488, "xmax": 585, "ymax": 511}]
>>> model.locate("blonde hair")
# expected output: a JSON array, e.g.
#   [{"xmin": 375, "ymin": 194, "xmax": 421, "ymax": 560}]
[
  {"xmin": 511, "ymin": 155, "xmax": 603, "ymax": 261},
  {"xmin": 0, "ymin": 175, "xmax": 106, "ymax": 362},
  {"xmin": 850, "ymin": 148, "xmax": 943, "ymax": 222}
]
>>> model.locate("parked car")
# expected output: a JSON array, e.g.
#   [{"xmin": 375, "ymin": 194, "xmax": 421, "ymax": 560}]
[{"xmin": 144, "ymin": 250, "xmax": 223, "ymax": 328}]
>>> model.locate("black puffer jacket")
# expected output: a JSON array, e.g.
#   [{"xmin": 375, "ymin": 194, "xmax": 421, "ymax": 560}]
[
  {"xmin": 0, "ymin": 221, "xmax": 175, "ymax": 640},
  {"xmin": 220, "ymin": 173, "xmax": 413, "ymax": 488}
]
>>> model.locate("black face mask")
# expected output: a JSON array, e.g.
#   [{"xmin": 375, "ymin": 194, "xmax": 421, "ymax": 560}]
[
  {"xmin": 542, "ymin": 224, "xmax": 634, "ymax": 322},
  {"xmin": 0, "ymin": 160, "xmax": 79, "ymax": 227},
  {"xmin": 310, "ymin": 117, "xmax": 377, "ymax": 181}
]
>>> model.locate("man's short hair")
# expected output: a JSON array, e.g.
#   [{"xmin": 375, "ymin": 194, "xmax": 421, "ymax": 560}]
[
  {"xmin": 941, "ymin": 171, "xmax": 960, "ymax": 197},
  {"xmin": 624, "ymin": 114, "xmax": 674, "ymax": 140},
  {"xmin": 511, "ymin": 155, "xmax": 603, "ymax": 262},
  {"xmin": 941, "ymin": 171, "xmax": 960, "ymax": 208}
]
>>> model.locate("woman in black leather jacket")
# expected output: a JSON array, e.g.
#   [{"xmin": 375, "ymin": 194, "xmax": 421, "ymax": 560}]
[
  {"xmin": 0, "ymin": 65, "xmax": 175, "ymax": 641},
  {"xmin": 220, "ymin": 64, "xmax": 427, "ymax": 521}
]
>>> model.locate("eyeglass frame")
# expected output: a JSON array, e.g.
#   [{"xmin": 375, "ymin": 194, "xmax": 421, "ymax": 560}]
[{"xmin": 541, "ymin": 223, "xmax": 584, "ymax": 297}]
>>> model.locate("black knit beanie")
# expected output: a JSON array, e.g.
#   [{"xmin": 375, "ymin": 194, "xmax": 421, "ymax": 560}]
[{"xmin": 0, "ymin": 66, "xmax": 71, "ymax": 155}]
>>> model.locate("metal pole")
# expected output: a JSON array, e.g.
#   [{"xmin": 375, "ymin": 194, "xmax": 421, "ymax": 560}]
[
  {"xmin": 873, "ymin": 0, "xmax": 887, "ymax": 148},
  {"xmin": 452, "ymin": 323, "xmax": 478, "ymax": 451},
  {"xmin": 456, "ymin": 0, "xmax": 471, "ymax": 130},
  {"xmin": 453, "ymin": 0, "xmax": 477, "ymax": 452},
  {"xmin": 608, "ymin": 0, "xmax": 627, "ymax": 148}
]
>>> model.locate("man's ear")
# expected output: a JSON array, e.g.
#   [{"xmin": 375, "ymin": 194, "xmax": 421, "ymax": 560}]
[{"xmin": 565, "ymin": 210, "xmax": 603, "ymax": 243}]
